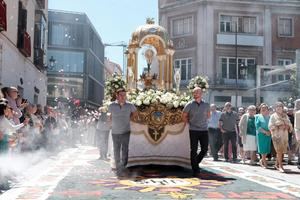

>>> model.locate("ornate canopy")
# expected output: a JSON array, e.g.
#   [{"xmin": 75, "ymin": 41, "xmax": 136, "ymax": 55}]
[
  {"xmin": 126, "ymin": 20, "xmax": 175, "ymax": 90},
  {"xmin": 130, "ymin": 24, "xmax": 173, "ymax": 55}
]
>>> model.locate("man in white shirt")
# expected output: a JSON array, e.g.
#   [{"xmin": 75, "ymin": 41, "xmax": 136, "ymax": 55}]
[{"xmin": 208, "ymin": 104, "xmax": 222, "ymax": 161}]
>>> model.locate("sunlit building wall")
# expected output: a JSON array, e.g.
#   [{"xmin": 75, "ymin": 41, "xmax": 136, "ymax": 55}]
[
  {"xmin": 47, "ymin": 10, "xmax": 105, "ymax": 108},
  {"xmin": 104, "ymin": 57, "xmax": 123, "ymax": 79},
  {"xmin": 0, "ymin": 0, "xmax": 48, "ymax": 105},
  {"xmin": 159, "ymin": 0, "xmax": 300, "ymax": 107}
]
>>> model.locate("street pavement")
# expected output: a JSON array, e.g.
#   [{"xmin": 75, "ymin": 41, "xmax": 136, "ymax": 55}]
[{"xmin": 1, "ymin": 146, "xmax": 300, "ymax": 200}]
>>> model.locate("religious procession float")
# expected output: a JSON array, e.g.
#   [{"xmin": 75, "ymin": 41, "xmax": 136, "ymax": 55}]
[{"xmin": 104, "ymin": 20, "xmax": 209, "ymax": 168}]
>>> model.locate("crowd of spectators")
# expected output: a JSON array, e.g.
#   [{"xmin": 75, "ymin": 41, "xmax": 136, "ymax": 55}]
[
  {"xmin": 208, "ymin": 101, "xmax": 299, "ymax": 173},
  {"xmin": 0, "ymin": 86, "xmax": 105, "ymax": 154},
  {"xmin": 0, "ymin": 86, "xmax": 103, "ymax": 191}
]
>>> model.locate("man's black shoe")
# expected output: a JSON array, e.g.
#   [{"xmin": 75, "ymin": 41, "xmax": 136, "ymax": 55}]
[
  {"xmin": 192, "ymin": 169, "xmax": 201, "ymax": 177},
  {"xmin": 192, "ymin": 172, "xmax": 201, "ymax": 177}
]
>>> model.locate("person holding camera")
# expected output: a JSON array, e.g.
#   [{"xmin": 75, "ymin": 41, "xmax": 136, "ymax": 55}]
[{"xmin": 2, "ymin": 87, "xmax": 26, "ymax": 125}]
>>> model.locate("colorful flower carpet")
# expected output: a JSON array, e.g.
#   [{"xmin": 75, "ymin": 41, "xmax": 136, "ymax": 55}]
[{"xmin": 1, "ymin": 147, "xmax": 299, "ymax": 200}]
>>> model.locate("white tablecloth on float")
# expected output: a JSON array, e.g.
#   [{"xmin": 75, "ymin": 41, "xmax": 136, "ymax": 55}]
[{"xmin": 127, "ymin": 122, "xmax": 191, "ymax": 168}]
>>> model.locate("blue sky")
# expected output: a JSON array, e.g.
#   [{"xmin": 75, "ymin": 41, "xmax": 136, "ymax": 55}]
[{"xmin": 49, "ymin": 0, "xmax": 158, "ymax": 69}]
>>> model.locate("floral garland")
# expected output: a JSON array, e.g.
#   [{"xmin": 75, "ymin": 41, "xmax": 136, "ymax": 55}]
[
  {"xmin": 105, "ymin": 73, "xmax": 126, "ymax": 100},
  {"xmin": 187, "ymin": 75, "xmax": 209, "ymax": 92},
  {"xmin": 127, "ymin": 89, "xmax": 191, "ymax": 109}
]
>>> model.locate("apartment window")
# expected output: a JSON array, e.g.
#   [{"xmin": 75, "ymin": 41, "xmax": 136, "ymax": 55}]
[
  {"xmin": 88, "ymin": 77, "xmax": 104, "ymax": 104},
  {"xmin": 278, "ymin": 17, "xmax": 293, "ymax": 37},
  {"xmin": 277, "ymin": 59, "xmax": 292, "ymax": 81},
  {"xmin": 34, "ymin": 11, "xmax": 47, "ymax": 67},
  {"xmin": 47, "ymin": 77, "xmax": 84, "ymax": 99},
  {"xmin": 172, "ymin": 16, "xmax": 193, "ymax": 36},
  {"xmin": 174, "ymin": 58, "xmax": 192, "ymax": 81},
  {"xmin": 34, "ymin": 12, "xmax": 47, "ymax": 50},
  {"xmin": 48, "ymin": 50, "xmax": 84, "ymax": 73},
  {"xmin": 220, "ymin": 57, "xmax": 256, "ymax": 80},
  {"xmin": 18, "ymin": 1, "xmax": 27, "ymax": 33},
  {"xmin": 215, "ymin": 96, "xmax": 231, "ymax": 102},
  {"xmin": 88, "ymin": 53, "xmax": 103, "ymax": 81},
  {"xmin": 242, "ymin": 97, "xmax": 255, "ymax": 103},
  {"xmin": 49, "ymin": 22, "xmax": 83, "ymax": 47},
  {"xmin": 34, "ymin": 94, "xmax": 38, "ymax": 104},
  {"xmin": 220, "ymin": 15, "xmax": 256, "ymax": 34}
]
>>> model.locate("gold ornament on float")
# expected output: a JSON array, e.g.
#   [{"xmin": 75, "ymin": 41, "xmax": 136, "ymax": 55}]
[{"xmin": 132, "ymin": 103, "xmax": 183, "ymax": 144}]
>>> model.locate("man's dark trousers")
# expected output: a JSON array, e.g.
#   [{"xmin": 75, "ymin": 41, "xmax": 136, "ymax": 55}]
[
  {"xmin": 223, "ymin": 131, "xmax": 237, "ymax": 161},
  {"xmin": 112, "ymin": 132, "xmax": 130, "ymax": 174},
  {"xmin": 189, "ymin": 130, "xmax": 208, "ymax": 173},
  {"xmin": 208, "ymin": 128, "xmax": 223, "ymax": 160}
]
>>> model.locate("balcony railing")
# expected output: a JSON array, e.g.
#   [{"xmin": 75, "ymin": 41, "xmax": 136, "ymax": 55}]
[
  {"xmin": 18, "ymin": 31, "xmax": 31, "ymax": 57},
  {"xmin": 0, "ymin": 0, "xmax": 7, "ymax": 32},
  {"xmin": 36, "ymin": 0, "xmax": 46, "ymax": 9},
  {"xmin": 217, "ymin": 34, "xmax": 264, "ymax": 47},
  {"xmin": 212, "ymin": 74, "xmax": 255, "ymax": 89}
]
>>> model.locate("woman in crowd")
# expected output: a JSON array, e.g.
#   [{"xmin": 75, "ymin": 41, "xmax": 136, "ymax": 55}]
[
  {"xmin": 255, "ymin": 103, "xmax": 271, "ymax": 168},
  {"xmin": 269, "ymin": 102, "xmax": 293, "ymax": 172},
  {"xmin": 35, "ymin": 104, "xmax": 45, "ymax": 123},
  {"xmin": 2, "ymin": 87, "xmax": 23, "ymax": 125},
  {"xmin": 237, "ymin": 107, "xmax": 245, "ymax": 161},
  {"xmin": 239, "ymin": 105, "xmax": 257, "ymax": 165},
  {"xmin": 0, "ymin": 99, "xmax": 28, "ymax": 153}
]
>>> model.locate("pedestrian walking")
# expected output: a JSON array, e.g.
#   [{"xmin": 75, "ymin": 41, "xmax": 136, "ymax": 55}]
[
  {"xmin": 294, "ymin": 99, "xmax": 300, "ymax": 169},
  {"xmin": 269, "ymin": 102, "xmax": 293, "ymax": 172},
  {"xmin": 255, "ymin": 103, "xmax": 271, "ymax": 168},
  {"xmin": 237, "ymin": 107, "xmax": 245, "ymax": 161},
  {"xmin": 108, "ymin": 88, "xmax": 137, "ymax": 177},
  {"xmin": 239, "ymin": 105, "xmax": 257, "ymax": 165},
  {"xmin": 208, "ymin": 104, "xmax": 222, "ymax": 161},
  {"xmin": 96, "ymin": 106, "xmax": 110, "ymax": 160},
  {"xmin": 182, "ymin": 87, "xmax": 210, "ymax": 177},
  {"xmin": 219, "ymin": 102, "xmax": 239, "ymax": 163},
  {"xmin": 287, "ymin": 106, "xmax": 295, "ymax": 164}
]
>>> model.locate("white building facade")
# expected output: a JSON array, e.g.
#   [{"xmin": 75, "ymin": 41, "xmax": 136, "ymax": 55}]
[
  {"xmin": 0, "ymin": 0, "xmax": 48, "ymax": 105},
  {"xmin": 159, "ymin": 0, "xmax": 300, "ymax": 107},
  {"xmin": 104, "ymin": 57, "xmax": 123, "ymax": 79}
]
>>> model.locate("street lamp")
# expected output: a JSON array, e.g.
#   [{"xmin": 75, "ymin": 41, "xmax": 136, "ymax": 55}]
[
  {"xmin": 235, "ymin": 21, "xmax": 238, "ymax": 109},
  {"xmin": 48, "ymin": 56, "xmax": 56, "ymax": 70},
  {"xmin": 240, "ymin": 63, "xmax": 258, "ymax": 106},
  {"xmin": 240, "ymin": 63, "xmax": 248, "ymax": 79}
]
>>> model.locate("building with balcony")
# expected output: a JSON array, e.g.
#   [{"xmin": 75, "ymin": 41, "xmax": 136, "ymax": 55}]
[
  {"xmin": 47, "ymin": 10, "xmax": 105, "ymax": 108},
  {"xmin": 0, "ymin": 0, "xmax": 48, "ymax": 105},
  {"xmin": 159, "ymin": 0, "xmax": 300, "ymax": 107}
]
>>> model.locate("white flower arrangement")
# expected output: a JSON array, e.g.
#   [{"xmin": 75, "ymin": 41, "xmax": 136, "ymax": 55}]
[
  {"xmin": 187, "ymin": 75, "xmax": 209, "ymax": 91},
  {"xmin": 127, "ymin": 89, "xmax": 191, "ymax": 109},
  {"xmin": 105, "ymin": 73, "xmax": 126, "ymax": 100}
]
